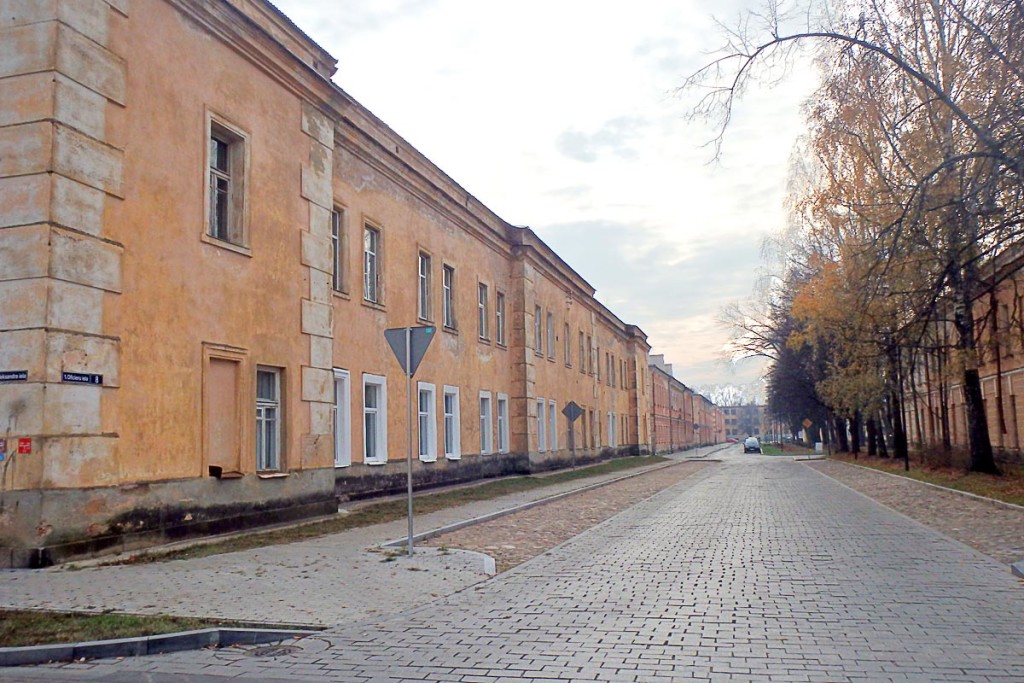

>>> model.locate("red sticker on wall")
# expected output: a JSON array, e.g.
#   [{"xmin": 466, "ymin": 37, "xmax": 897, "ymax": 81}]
[{"xmin": 17, "ymin": 438, "xmax": 31, "ymax": 454}]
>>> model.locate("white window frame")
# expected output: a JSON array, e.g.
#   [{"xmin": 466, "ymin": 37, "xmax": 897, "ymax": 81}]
[
  {"xmin": 417, "ymin": 381, "xmax": 437, "ymax": 462},
  {"xmin": 331, "ymin": 207, "xmax": 346, "ymax": 293},
  {"xmin": 205, "ymin": 116, "xmax": 249, "ymax": 250},
  {"xmin": 479, "ymin": 391, "xmax": 493, "ymax": 454},
  {"xmin": 255, "ymin": 367, "xmax": 282, "ymax": 471},
  {"xmin": 496, "ymin": 291, "xmax": 506, "ymax": 346},
  {"xmin": 608, "ymin": 411, "xmax": 616, "ymax": 447},
  {"xmin": 417, "ymin": 252, "xmax": 432, "ymax": 321},
  {"xmin": 442, "ymin": 265, "xmax": 456, "ymax": 329},
  {"xmin": 534, "ymin": 306, "xmax": 543, "ymax": 355},
  {"xmin": 478, "ymin": 283, "xmax": 489, "ymax": 340},
  {"xmin": 537, "ymin": 398, "xmax": 547, "ymax": 452},
  {"xmin": 564, "ymin": 323, "xmax": 571, "ymax": 366},
  {"xmin": 443, "ymin": 385, "xmax": 461, "ymax": 460},
  {"xmin": 546, "ymin": 312, "xmax": 554, "ymax": 359},
  {"xmin": 363, "ymin": 373, "xmax": 387, "ymax": 464},
  {"xmin": 363, "ymin": 223, "xmax": 381, "ymax": 304},
  {"xmin": 333, "ymin": 368, "xmax": 351, "ymax": 467},
  {"xmin": 497, "ymin": 393, "xmax": 510, "ymax": 453},
  {"xmin": 548, "ymin": 399, "xmax": 558, "ymax": 451}
]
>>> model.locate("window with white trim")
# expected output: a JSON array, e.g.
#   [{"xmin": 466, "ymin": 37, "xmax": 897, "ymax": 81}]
[
  {"xmin": 417, "ymin": 252, "xmax": 432, "ymax": 320},
  {"xmin": 564, "ymin": 323, "xmax": 571, "ymax": 366},
  {"xmin": 443, "ymin": 385, "xmax": 461, "ymax": 459},
  {"xmin": 608, "ymin": 411, "xmax": 616, "ymax": 447},
  {"xmin": 417, "ymin": 382, "xmax": 437, "ymax": 461},
  {"xmin": 537, "ymin": 398, "xmax": 546, "ymax": 452},
  {"xmin": 207, "ymin": 119, "xmax": 247, "ymax": 247},
  {"xmin": 546, "ymin": 312, "xmax": 554, "ymax": 359},
  {"xmin": 331, "ymin": 207, "xmax": 347, "ymax": 293},
  {"xmin": 478, "ymin": 283, "xmax": 489, "ymax": 340},
  {"xmin": 579, "ymin": 332, "xmax": 585, "ymax": 374},
  {"xmin": 548, "ymin": 400, "xmax": 558, "ymax": 451},
  {"xmin": 479, "ymin": 391, "xmax": 493, "ymax": 454},
  {"xmin": 333, "ymin": 369, "xmax": 351, "ymax": 467},
  {"xmin": 497, "ymin": 393, "xmax": 509, "ymax": 453},
  {"xmin": 534, "ymin": 306, "xmax": 543, "ymax": 355},
  {"xmin": 363, "ymin": 374, "xmax": 387, "ymax": 463},
  {"xmin": 496, "ymin": 291, "xmax": 506, "ymax": 346},
  {"xmin": 256, "ymin": 367, "xmax": 281, "ymax": 471},
  {"xmin": 363, "ymin": 224, "xmax": 381, "ymax": 304},
  {"xmin": 442, "ymin": 265, "xmax": 456, "ymax": 329}
]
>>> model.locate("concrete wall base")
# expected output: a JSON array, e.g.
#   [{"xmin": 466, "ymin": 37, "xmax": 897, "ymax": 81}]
[{"xmin": 0, "ymin": 468, "xmax": 337, "ymax": 568}]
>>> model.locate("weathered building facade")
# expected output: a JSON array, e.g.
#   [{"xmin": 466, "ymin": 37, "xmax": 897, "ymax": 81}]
[
  {"xmin": 648, "ymin": 355, "xmax": 722, "ymax": 454},
  {"xmin": 0, "ymin": 0, "xmax": 656, "ymax": 566}
]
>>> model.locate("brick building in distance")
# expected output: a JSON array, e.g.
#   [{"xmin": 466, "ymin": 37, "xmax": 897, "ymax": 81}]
[{"xmin": 648, "ymin": 355, "xmax": 723, "ymax": 453}]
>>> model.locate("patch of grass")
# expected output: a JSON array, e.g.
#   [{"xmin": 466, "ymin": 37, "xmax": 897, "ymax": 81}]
[
  {"xmin": 760, "ymin": 443, "xmax": 817, "ymax": 456},
  {"xmin": 831, "ymin": 453, "xmax": 1024, "ymax": 506},
  {"xmin": 111, "ymin": 456, "xmax": 668, "ymax": 565},
  {"xmin": 0, "ymin": 609, "xmax": 302, "ymax": 648}
]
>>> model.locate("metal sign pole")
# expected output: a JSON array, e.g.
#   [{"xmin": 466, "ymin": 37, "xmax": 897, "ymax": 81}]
[{"xmin": 405, "ymin": 327, "xmax": 414, "ymax": 556}]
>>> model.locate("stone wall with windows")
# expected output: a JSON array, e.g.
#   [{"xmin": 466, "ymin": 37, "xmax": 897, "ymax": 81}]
[{"xmin": 0, "ymin": 0, "xmax": 656, "ymax": 566}]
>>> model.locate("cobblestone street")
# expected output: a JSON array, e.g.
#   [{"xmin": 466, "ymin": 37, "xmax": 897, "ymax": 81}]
[{"xmin": 4, "ymin": 451, "xmax": 1021, "ymax": 682}]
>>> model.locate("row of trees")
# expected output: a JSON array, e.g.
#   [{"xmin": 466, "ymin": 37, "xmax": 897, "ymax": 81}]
[{"xmin": 687, "ymin": 0, "xmax": 1023, "ymax": 473}]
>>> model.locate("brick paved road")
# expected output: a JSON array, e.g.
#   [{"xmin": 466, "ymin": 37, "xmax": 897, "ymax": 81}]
[{"xmin": 6, "ymin": 454, "xmax": 1024, "ymax": 682}]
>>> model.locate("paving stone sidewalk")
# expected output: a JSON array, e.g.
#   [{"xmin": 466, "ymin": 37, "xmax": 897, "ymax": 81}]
[
  {"xmin": 808, "ymin": 459, "xmax": 1024, "ymax": 566},
  {"xmin": 7, "ymin": 452, "xmax": 1022, "ymax": 682},
  {"xmin": 0, "ymin": 456, "xmax": 700, "ymax": 627}
]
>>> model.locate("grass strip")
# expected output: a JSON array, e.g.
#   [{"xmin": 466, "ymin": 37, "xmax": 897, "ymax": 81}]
[
  {"xmin": 830, "ymin": 453, "xmax": 1024, "ymax": 507},
  {"xmin": 760, "ymin": 444, "xmax": 818, "ymax": 456},
  {"xmin": 110, "ymin": 456, "xmax": 668, "ymax": 565},
  {"xmin": 0, "ymin": 609, "xmax": 309, "ymax": 648}
]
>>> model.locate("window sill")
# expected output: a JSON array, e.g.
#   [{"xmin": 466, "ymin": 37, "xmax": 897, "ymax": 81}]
[
  {"xmin": 496, "ymin": 342, "xmax": 507, "ymax": 350},
  {"xmin": 445, "ymin": 454, "xmax": 461, "ymax": 461},
  {"xmin": 201, "ymin": 233, "xmax": 252, "ymax": 257},
  {"xmin": 547, "ymin": 356, "xmax": 555, "ymax": 362},
  {"xmin": 443, "ymin": 325, "xmax": 458, "ymax": 336},
  {"xmin": 257, "ymin": 472, "xmax": 289, "ymax": 479},
  {"xmin": 362, "ymin": 299, "xmax": 386, "ymax": 312},
  {"xmin": 417, "ymin": 316, "xmax": 434, "ymax": 325},
  {"xmin": 365, "ymin": 459, "xmax": 387, "ymax": 466},
  {"xmin": 478, "ymin": 336, "xmax": 491, "ymax": 345},
  {"xmin": 332, "ymin": 289, "xmax": 351, "ymax": 301},
  {"xmin": 334, "ymin": 463, "xmax": 351, "ymax": 468},
  {"xmin": 419, "ymin": 457, "xmax": 438, "ymax": 464}
]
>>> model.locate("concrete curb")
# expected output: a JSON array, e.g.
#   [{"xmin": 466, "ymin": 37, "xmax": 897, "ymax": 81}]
[
  {"xmin": 0, "ymin": 627, "xmax": 317, "ymax": 667},
  {"xmin": 381, "ymin": 459, "xmax": 683, "ymax": 550},
  {"xmin": 822, "ymin": 458, "xmax": 1024, "ymax": 512}
]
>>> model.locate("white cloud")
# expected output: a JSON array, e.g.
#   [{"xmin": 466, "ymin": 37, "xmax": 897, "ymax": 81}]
[{"xmin": 274, "ymin": 0, "xmax": 817, "ymax": 389}]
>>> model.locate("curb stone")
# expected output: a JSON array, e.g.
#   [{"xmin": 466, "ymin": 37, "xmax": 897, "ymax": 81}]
[{"xmin": 0, "ymin": 628, "xmax": 317, "ymax": 667}]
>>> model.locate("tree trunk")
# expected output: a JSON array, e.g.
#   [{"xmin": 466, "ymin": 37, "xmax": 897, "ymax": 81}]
[
  {"xmin": 866, "ymin": 417, "xmax": 878, "ymax": 456},
  {"xmin": 878, "ymin": 410, "xmax": 890, "ymax": 458},
  {"xmin": 850, "ymin": 411, "xmax": 861, "ymax": 454},
  {"xmin": 834, "ymin": 416, "xmax": 849, "ymax": 452}
]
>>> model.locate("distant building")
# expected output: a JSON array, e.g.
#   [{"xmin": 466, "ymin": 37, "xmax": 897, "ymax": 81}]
[
  {"xmin": 722, "ymin": 405, "xmax": 766, "ymax": 441},
  {"xmin": 648, "ymin": 356, "xmax": 724, "ymax": 453}
]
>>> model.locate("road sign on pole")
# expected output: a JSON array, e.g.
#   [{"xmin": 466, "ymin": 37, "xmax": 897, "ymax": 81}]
[
  {"xmin": 385, "ymin": 326, "xmax": 436, "ymax": 556},
  {"xmin": 561, "ymin": 401, "xmax": 584, "ymax": 469}
]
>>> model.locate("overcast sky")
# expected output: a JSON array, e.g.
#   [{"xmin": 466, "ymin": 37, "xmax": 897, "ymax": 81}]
[{"xmin": 274, "ymin": 0, "xmax": 819, "ymax": 391}]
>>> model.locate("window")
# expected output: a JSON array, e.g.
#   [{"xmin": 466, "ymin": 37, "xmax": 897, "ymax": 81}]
[
  {"xmin": 331, "ymin": 208, "xmax": 347, "ymax": 293},
  {"xmin": 496, "ymin": 292, "xmax": 506, "ymax": 346},
  {"xmin": 207, "ymin": 120, "xmax": 247, "ymax": 247},
  {"xmin": 548, "ymin": 400, "xmax": 558, "ymax": 451},
  {"xmin": 608, "ymin": 412, "xmax": 616, "ymax": 447},
  {"xmin": 590, "ymin": 409, "xmax": 597, "ymax": 446},
  {"xmin": 443, "ymin": 386, "xmax": 461, "ymax": 459},
  {"xmin": 546, "ymin": 313, "xmax": 555, "ymax": 359},
  {"xmin": 363, "ymin": 374, "xmax": 387, "ymax": 463},
  {"xmin": 478, "ymin": 283, "xmax": 489, "ymax": 339},
  {"xmin": 497, "ymin": 393, "xmax": 509, "ymax": 453},
  {"xmin": 417, "ymin": 252, "xmax": 432, "ymax": 320},
  {"xmin": 534, "ymin": 306, "xmax": 543, "ymax": 355},
  {"xmin": 363, "ymin": 224, "xmax": 381, "ymax": 303},
  {"xmin": 256, "ymin": 368, "xmax": 281, "ymax": 471},
  {"xmin": 537, "ymin": 398, "xmax": 547, "ymax": 451},
  {"xmin": 596, "ymin": 346, "xmax": 601, "ymax": 382},
  {"xmin": 587, "ymin": 336, "xmax": 593, "ymax": 374},
  {"xmin": 442, "ymin": 265, "xmax": 456, "ymax": 329},
  {"xmin": 333, "ymin": 369, "xmax": 351, "ymax": 467},
  {"xmin": 479, "ymin": 391, "xmax": 493, "ymax": 454},
  {"xmin": 579, "ymin": 332, "xmax": 585, "ymax": 374},
  {"xmin": 564, "ymin": 323, "xmax": 571, "ymax": 366},
  {"xmin": 417, "ymin": 382, "xmax": 437, "ymax": 462}
]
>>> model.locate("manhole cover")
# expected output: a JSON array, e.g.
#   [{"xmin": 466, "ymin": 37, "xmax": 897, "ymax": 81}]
[{"xmin": 245, "ymin": 644, "xmax": 302, "ymax": 658}]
